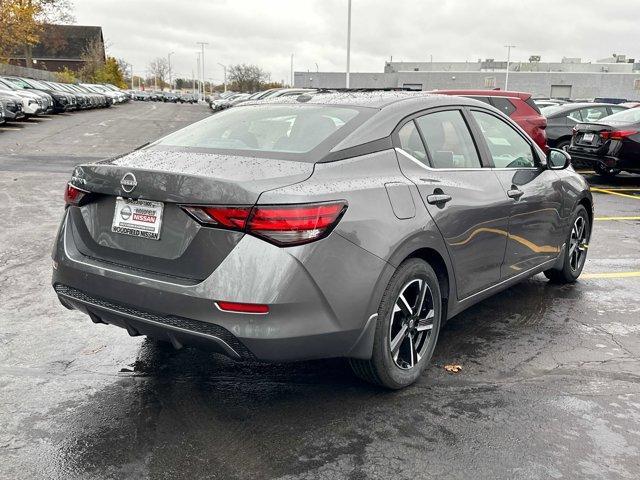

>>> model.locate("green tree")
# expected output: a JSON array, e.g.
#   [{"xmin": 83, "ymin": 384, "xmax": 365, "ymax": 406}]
[
  {"xmin": 54, "ymin": 66, "xmax": 76, "ymax": 83},
  {"xmin": 93, "ymin": 57, "xmax": 127, "ymax": 88}
]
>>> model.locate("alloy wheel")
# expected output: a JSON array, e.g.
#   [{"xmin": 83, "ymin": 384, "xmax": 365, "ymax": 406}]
[
  {"xmin": 388, "ymin": 278, "xmax": 435, "ymax": 370},
  {"xmin": 569, "ymin": 216, "xmax": 587, "ymax": 272}
]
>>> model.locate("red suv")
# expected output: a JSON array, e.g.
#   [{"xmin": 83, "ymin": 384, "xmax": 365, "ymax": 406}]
[{"xmin": 433, "ymin": 90, "xmax": 548, "ymax": 151}]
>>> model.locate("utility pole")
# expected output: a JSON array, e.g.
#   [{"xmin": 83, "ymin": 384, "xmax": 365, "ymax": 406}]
[
  {"xmin": 505, "ymin": 45, "xmax": 516, "ymax": 91},
  {"xmin": 196, "ymin": 42, "xmax": 209, "ymax": 101},
  {"xmin": 167, "ymin": 51, "xmax": 175, "ymax": 91},
  {"xmin": 130, "ymin": 64, "xmax": 134, "ymax": 90},
  {"xmin": 346, "ymin": 0, "xmax": 352, "ymax": 88},
  {"xmin": 218, "ymin": 63, "xmax": 227, "ymax": 92}
]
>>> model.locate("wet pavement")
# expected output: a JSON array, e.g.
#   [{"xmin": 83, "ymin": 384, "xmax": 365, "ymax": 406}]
[{"xmin": 1, "ymin": 103, "xmax": 639, "ymax": 480}]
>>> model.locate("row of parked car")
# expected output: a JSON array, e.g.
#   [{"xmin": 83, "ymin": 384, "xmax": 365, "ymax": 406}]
[
  {"xmin": 206, "ymin": 87, "xmax": 640, "ymax": 178},
  {"xmin": 0, "ymin": 76, "xmax": 130, "ymax": 125},
  {"xmin": 128, "ymin": 90, "xmax": 198, "ymax": 103}
]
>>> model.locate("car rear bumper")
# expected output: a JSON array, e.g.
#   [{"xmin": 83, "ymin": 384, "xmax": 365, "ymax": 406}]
[
  {"xmin": 568, "ymin": 150, "xmax": 640, "ymax": 172},
  {"xmin": 52, "ymin": 211, "xmax": 388, "ymax": 362}
]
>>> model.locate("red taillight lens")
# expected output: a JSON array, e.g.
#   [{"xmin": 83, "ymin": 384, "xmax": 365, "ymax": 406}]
[
  {"xmin": 601, "ymin": 130, "xmax": 638, "ymax": 140},
  {"xmin": 216, "ymin": 301, "xmax": 269, "ymax": 314},
  {"xmin": 183, "ymin": 206, "xmax": 251, "ymax": 229},
  {"xmin": 64, "ymin": 183, "xmax": 87, "ymax": 206},
  {"xmin": 183, "ymin": 201, "xmax": 347, "ymax": 246}
]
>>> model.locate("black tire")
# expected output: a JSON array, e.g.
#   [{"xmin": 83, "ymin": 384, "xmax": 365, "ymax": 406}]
[
  {"xmin": 350, "ymin": 258, "xmax": 442, "ymax": 389},
  {"xmin": 544, "ymin": 205, "xmax": 590, "ymax": 284},
  {"xmin": 555, "ymin": 139, "xmax": 571, "ymax": 151},
  {"xmin": 594, "ymin": 163, "xmax": 620, "ymax": 178}
]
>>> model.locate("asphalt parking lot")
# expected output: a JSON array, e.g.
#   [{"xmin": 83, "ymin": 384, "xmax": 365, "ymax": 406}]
[{"xmin": 1, "ymin": 102, "xmax": 639, "ymax": 480}]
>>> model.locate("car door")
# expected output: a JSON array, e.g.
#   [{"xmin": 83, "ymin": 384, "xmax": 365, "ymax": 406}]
[
  {"xmin": 468, "ymin": 109, "xmax": 565, "ymax": 277},
  {"xmin": 394, "ymin": 108, "xmax": 511, "ymax": 299}
]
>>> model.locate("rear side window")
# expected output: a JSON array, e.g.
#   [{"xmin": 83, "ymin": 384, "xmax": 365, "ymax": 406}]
[
  {"xmin": 490, "ymin": 97, "xmax": 517, "ymax": 117},
  {"xmin": 398, "ymin": 121, "xmax": 428, "ymax": 164},
  {"xmin": 415, "ymin": 110, "xmax": 481, "ymax": 169},
  {"xmin": 153, "ymin": 104, "xmax": 361, "ymax": 156},
  {"xmin": 525, "ymin": 97, "xmax": 542, "ymax": 114}
]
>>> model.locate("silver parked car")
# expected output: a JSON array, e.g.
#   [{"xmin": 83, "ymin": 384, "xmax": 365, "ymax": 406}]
[{"xmin": 52, "ymin": 92, "xmax": 592, "ymax": 389}]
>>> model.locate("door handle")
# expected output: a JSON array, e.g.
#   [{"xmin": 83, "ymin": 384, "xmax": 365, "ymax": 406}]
[
  {"xmin": 507, "ymin": 189, "xmax": 524, "ymax": 200},
  {"xmin": 426, "ymin": 194, "xmax": 452, "ymax": 205}
]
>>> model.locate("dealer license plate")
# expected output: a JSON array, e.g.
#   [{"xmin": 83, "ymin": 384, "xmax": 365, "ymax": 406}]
[{"xmin": 112, "ymin": 197, "xmax": 164, "ymax": 240}]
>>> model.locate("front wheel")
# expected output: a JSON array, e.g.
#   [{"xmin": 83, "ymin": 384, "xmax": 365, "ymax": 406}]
[
  {"xmin": 544, "ymin": 205, "xmax": 590, "ymax": 283},
  {"xmin": 350, "ymin": 258, "xmax": 442, "ymax": 389}
]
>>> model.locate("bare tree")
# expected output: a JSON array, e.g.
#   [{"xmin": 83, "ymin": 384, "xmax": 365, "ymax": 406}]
[
  {"xmin": 227, "ymin": 64, "xmax": 270, "ymax": 93},
  {"xmin": 78, "ymin": 37, "xmax": 105, "ymax": 81},
  {"xmin": 148, "ymin": 57, "xmax": 169, "ymax": 90}
]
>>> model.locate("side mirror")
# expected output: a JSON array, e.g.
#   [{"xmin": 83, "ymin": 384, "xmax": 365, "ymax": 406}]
[{"xmin": 547, "ymin": 148, "xmax": 571, "ymax": 170}]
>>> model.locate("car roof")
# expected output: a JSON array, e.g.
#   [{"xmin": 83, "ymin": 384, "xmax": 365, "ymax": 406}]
[
  {"xmin": 433, "ymin": 89, "xmax": 532, "ymax": 100},
  {"xmin": 245, "ymin": 90, "xmax": 485, "ymax": 109}
]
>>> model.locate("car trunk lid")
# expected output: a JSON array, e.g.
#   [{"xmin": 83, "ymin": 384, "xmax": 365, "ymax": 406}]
[{"xmin": 67, "ymin": 148, "xmax": 314, "ymax": 281}]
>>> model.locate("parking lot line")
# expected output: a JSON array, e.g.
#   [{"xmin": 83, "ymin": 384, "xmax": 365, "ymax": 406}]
[
  {"xmin": 595, "ymin": 216, "xmax": 640, "ymax": 221},
  {"xmin": 582, "ymin": 271, "xmax": 640, "ymax": 279},
  {"xmin": 591, "ymin": 187, "xmax": 640, "ymax": 200}
]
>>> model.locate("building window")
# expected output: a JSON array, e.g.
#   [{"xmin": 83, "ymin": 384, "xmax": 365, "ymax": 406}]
[{"xmin": 484, "ymin": 76, "xmax": 496, "ymax": 88}]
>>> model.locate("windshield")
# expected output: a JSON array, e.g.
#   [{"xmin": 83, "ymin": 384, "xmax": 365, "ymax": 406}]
[
  {"xmin": 601, "ymin": 108, "xmax": 640, "ymax": 123},
  {"xmin": 6, "ymin": 77, "xmax": 33, "ymax": 89},
  {"xmin": 154, "ymin": 104, "xmax": 361, "ymax": 156},
  {"xmin": 0, "ymin": 79, "xmax": 17, "ymax": 90},
  {"xmin": 24, "ymin": 78, "xmax": 50, "ymax": 90}
]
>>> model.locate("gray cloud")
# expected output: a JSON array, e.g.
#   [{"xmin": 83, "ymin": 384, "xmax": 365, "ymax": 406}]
[{"xmin": 75, "ymin": 0, "xmax": 640, "ymax": 84}]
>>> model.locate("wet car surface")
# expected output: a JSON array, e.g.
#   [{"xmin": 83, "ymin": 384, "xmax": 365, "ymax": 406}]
[{"xmin": 1, "ymin": 102, "xmax": 639, "ymax": 480}]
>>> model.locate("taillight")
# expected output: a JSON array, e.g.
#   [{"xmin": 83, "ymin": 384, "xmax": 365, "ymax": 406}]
[
  {"xmin": 64, "ymin": 183, "xmax": 88, "ymax": 206},
  {"xmin": 183, "ymin": 201, "xmax": 347, "ymax": 246},
  {"xmin": 600, "ymin": 130, "xmax": 638, "ymax": 140}
]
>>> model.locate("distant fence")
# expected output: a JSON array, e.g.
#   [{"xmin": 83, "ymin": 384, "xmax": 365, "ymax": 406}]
[{"xmin": 0, "ymin": 63, "xmax": 57, "ymax": 81}]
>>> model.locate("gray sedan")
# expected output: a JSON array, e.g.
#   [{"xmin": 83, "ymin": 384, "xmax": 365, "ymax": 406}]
[{"xmin": 52, "ymin": 92, "xmax": 592, "ymax": 389}]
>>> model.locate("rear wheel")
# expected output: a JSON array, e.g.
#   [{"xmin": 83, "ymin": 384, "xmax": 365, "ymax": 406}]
[
  {"xmin": 594, "ymin": 163, "xmax": 620, "ymax": 178},
  {"xmin": 544, "ymin": 205, "xmax": 590, "ymax": 283},
  {"xmin": 556, "ymin": 139, "xmax": 571, "ymax": 151},
  {"xmin": 350, "ymin": 258, "xmax": 442, "ymax": 389}
]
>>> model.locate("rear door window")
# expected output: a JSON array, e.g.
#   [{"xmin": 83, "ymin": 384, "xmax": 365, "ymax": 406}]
[
  {"xmin": 415, "ymin": 110, "xmax": 482, "ymax": 169},
  {"xmin": 398, "ymin": 121, "xmax": 428, "ymax": 165},
  {"xmin": 471, "ymin": 111, "xmax": 536, "ymax": 168}
]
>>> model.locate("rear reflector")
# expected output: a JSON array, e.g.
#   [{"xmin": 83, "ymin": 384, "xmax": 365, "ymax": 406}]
[
  {"xmin": 601, "ymin": 130, "xmax": 638, "ymax": 140},
  {"xmin": 216, "ymin": 301, "xmax": 269, "ymax": 314},
  {"xmin": 182, "ymin": 201, "xmax": 347, "ymax": 246},
  {"xmin": 64, "ymin": 183, "xmax": 87, "ymax": 206}
]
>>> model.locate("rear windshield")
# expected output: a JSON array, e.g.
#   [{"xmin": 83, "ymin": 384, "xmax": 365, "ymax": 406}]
[
  {"xmin": 602, "ymin": 108, "xmax": 640, "ymax": 123},
  {"xmin": 154, "ymin": 104, "xmax": 362, "ymax": 155}
]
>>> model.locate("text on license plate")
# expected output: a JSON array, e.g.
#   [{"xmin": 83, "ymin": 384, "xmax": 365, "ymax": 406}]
[
  {"xmin": 582, "ymin": 133, "xmax": 595, "ymax": 142},
  {"xmin": 112, "ymin": 197, "xmax": 164, "ymax": 240}
]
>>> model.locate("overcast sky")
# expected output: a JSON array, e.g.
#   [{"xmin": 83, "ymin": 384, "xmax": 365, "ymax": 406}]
[{"xmin": 75, "ymin": 0, "xmax": 639, "ymax": 84}]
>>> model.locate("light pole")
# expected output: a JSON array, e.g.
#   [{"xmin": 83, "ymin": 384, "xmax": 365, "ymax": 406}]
[
  {"xmin": 290, "ymin": 53, "xmax": 294, "ymax": 87},
  {"xmin": 196, "ymin": 52, "xmax": 201, "ymax": 98},
  {"xmin": 167, "ymin": 51, "xmax": 175, "ymax": 91},
  {"xmin": 217, "ymin": 63, "xmax": 227, "ymax": 92},
  {"xmin": 196, "ymin": 42, "xmax": 209, "ymax": 101},
  {"xmin": 346, "ymin": 0, "xmax": 352, "ymax": 88},
  {"xmin": 504, "ymin": 44, "xmax": 516, "ymax": 91}
]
